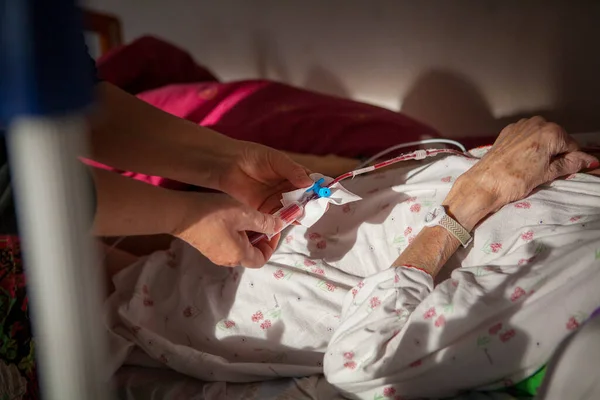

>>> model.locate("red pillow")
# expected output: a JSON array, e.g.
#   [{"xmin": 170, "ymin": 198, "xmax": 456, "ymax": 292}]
[
  {"xmin": 137, "ymin": 79, "xmax": 440, "ymax": 159},
  {"xmin": 97, "ymin": 35, "xmax": 439, "ymax": 158},
  {"xmin": 97, "ymin": 36, "xmax": 218, "ymax": 95},
  {"xmin": 94, "ymin": 35, "xmax": 441, "ymax": 189}
]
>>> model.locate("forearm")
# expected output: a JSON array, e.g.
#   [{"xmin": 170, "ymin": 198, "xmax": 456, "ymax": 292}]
[
  {"xmin": 392, "ymin": 178, "xmax": 498, "ymax": 278},
  {"xmin": 91, "ymin": 167, "xmax": 185, "ymax": 237},
  {"xmin": 87, "ymin": 82, "xmax": 235, "ymax": 189},
  {"xmin": 392, "ymin": 226, "xmax": 461, "ymax": 277}
]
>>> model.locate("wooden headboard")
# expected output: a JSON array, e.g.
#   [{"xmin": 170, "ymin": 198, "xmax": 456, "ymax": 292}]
[{"xmin": 83, "ymin": 9, "xmax": 123, "ymax": 57}]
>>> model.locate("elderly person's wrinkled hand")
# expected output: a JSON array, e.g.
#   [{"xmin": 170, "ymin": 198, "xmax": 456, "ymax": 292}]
[
  {"xmin": 458, "ymin": 117, "xmax": 599, "ymax": 212},
  {"xmin": 393, "ymin": 117, "xmax": 599, "ymax": 280}
]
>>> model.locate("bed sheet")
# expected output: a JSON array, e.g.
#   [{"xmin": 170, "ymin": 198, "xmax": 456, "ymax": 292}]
[
  {"xmin": 96, "ymin": 36, "xmax": 587, "ymax": 400},
  {"xmin": 101, "ymin": 152, "xmax": 595, "ymax": 399},
  {"xmin": 114, "ymin": 367, "xmax": 526, "ymax": 400},
  {"xmin": 114, "ymin": 367, "xmax": 343, "ymax": 400}
]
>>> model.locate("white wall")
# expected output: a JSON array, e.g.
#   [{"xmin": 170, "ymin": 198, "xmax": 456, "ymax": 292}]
[{"xmin": 85, "ymin": 0, "xmax": 600, "ymax": 137}]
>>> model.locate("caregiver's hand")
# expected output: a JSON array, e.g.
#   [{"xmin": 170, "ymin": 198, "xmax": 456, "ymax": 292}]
[
  {"xmin": 90, "ymin": 82, "xmax": 313, "ymax": 214},
  {"xmin": 172, "ymin": 193, "xmax": 285, "ymax": 268},
  {"xmin": 456, "ymin": 117, "xmax": 599, "ymax": 212},
  {"xmin": 92, "ymin": 168, "xmax": 284, "ymax": 268},
  {"xmin": 217, "ymin": 141, "xmax": 313, "ymax": 213}
]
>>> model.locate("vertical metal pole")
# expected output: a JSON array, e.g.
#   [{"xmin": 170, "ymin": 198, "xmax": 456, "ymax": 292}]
[
  {"xmin": 7, "ymin": 115, "xmax": 112, "ymax": 400},
  {"xmin": 1, "ymin": 0, "xmax": 114, "ymax": 397}
]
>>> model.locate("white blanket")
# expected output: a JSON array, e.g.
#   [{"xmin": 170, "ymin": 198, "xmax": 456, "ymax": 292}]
[{"xmin": 105, "ymin": 154, "xmax": 600, "ymax": 399}]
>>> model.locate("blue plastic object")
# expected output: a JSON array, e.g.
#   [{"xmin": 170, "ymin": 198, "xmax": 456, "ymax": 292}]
[
  {"xmin": 305, "ymin": 178, "xmax": 331, "ymax": 198},
  {"xmin": 0, "ymin": 0, "xmax": 94, "ymax": 125}
]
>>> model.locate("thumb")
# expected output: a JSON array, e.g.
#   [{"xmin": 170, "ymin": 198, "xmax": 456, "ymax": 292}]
[
  {"xmin": 240, "ymin": 208, "xmax": 286, "ymax": 235},
  {"xmin": 546, "ymin": 151, "xmax": 599, "ymax": 180},
  {"xmin": 271, "ymin": 151, "xmax": 313, "ymax": 188}
]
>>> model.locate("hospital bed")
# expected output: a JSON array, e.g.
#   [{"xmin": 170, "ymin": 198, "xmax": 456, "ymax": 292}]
[
  {"xmin": 86, "ymin": 11, "xmax": 600, "ymax": 400},
  {"xmin": 2, "ymin": 3, "xmax": 599, "ymax": 399}
]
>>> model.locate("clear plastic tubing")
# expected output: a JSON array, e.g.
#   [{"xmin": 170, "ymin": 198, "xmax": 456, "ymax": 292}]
[
  {"xmin": 248, "ymin": 201, "xmax": 305, "ymax": 245},
  {"xmin": 248, "ymin": 147, "xmax": 474, "ymax": 247}
]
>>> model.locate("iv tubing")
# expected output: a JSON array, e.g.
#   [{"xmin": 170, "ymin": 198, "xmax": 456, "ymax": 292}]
[
  {"xmin": 357, "ymin": 138, "xmax": 467, "ymax": 169},
  {"xmin": 249, "ymin": 147, "xmax": 472, "ymax": 245}
]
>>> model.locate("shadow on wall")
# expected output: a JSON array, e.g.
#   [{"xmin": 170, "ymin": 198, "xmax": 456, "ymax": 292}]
[
  {"xmin": 253, "ymin": 30, "xmax": 350, "ymax": 99},
  {"xmin": 304, "ymin": 66, "xmax": 350, "ymax": 100},
  {"xmin": 251, "ymin": 27, "xmax": 498, "ymax": 137},
  {"xmin": 396, "ymin": 3, "xmax": 600, "ymax": 138},
  {"xmin": 401, "ymin": 70, "xmax": 500, "ymax": 137},
  {"xmin": 252, "ymin": 5, "xmax": 600, "ymax": 139},
  {"xmin": 254, "ymin": 29, "xmax": 291, "ymax": 84},
  {"xmin": 509, "ymin": 5, "xmax": 600, "ymax": 135}
]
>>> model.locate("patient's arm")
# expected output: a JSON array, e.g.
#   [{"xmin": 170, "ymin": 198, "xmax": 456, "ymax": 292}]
[
  {"xmin": 392, "ymin": 125, "xmax": 599, "ymax": 280},
  {"xmin": 391, "ymin": 179, "xmax": 496, "ymax": 279},
  {"xmin": 390, "ymin": 153, "xmax": 600, "ymax": 280}
]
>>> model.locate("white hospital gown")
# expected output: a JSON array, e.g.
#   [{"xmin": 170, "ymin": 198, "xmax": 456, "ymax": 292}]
[{"xmin": 105, "ymin": 154, "xmax": 600, "ymax": 399}]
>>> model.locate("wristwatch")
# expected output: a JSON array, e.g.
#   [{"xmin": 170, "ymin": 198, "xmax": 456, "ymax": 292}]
[{"xmin": 424, "ymin": 205, "xmax": 472, "ymax": 247}]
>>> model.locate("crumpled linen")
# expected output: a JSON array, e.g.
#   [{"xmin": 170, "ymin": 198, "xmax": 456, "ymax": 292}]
[{"xmin": 280, "ymin": 173, "xmax": 362, "ymax": 227}]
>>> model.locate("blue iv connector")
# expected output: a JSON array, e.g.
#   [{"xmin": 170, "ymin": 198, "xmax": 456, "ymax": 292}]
[{"xmin": 305, "ymin": 178, "xmax": 331, "ymax": 198}]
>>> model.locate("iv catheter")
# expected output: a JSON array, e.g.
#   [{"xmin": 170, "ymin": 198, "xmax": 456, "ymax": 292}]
[{"xmin": 248, "ymin": 147, "xmax": 472, "ymax": 245}]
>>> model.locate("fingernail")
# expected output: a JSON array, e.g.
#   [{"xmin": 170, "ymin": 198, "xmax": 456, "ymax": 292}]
[
  {"xmin": 301, "ymin": 173, "xmax": 313, "ymax": 183},
  {"xmin": 588, "ymin": 160, "xmax": 600, "ymax": 169}
]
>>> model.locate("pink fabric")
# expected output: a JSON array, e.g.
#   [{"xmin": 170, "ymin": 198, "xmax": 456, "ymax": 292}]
[
  {"xmin": 97, "ymin": 36, "xmax": 219, "ymax": 95},
  {"xmin": 89, "ymin": 36, "xmax": 440, "ymax": 189},
  {"xmin": 81, "ymin": 161, "xmax": 186, "ymax": 190},
  {"xmin": 136, "ymin": 80, "xmax": 439, "ymax": 158}
]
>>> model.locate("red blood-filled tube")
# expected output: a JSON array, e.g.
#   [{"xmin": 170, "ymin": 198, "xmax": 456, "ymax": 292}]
[
  {"xmin": 248, "ymin": 201, "xmax": 304, "ymax": 245},
  {"xmin": 248, "ymin": 147, "xmax": 473, "ymax": 246}
]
